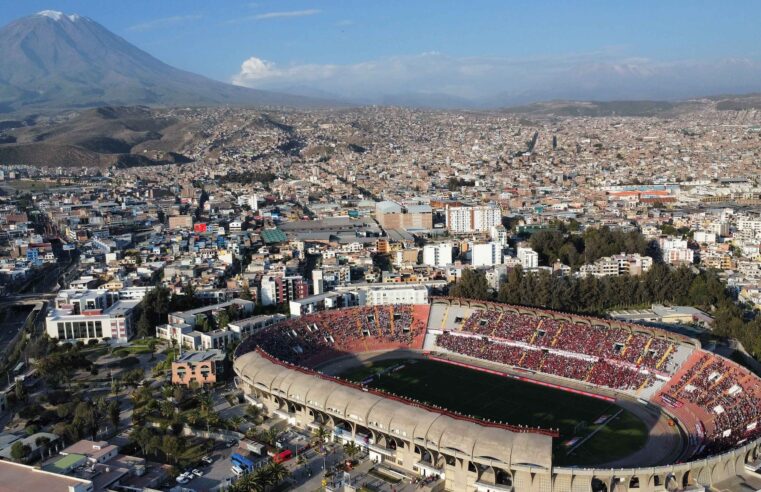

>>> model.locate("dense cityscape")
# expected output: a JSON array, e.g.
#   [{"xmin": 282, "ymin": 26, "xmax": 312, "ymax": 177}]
[{"xmin": 1, "ymin": 4, "xmax": 761, "ymax": 492}]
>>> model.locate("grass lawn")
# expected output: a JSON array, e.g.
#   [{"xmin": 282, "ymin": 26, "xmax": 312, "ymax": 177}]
[
  {"xmin": 341, "ymin": 359, "xmax": 406, "ymax": 381},
  {"xmin": 340, "ymin": 359, "xmax": 648, "ymax": 466}
]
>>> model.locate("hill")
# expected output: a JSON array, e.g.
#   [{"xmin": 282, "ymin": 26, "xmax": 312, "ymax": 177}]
[{"xmin": 0, "ymin": 10, "xmax": 333, "ymax": 114}]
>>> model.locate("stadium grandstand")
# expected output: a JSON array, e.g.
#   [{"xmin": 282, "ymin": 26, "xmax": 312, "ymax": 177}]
[{"xmin": 234, "ymin": 298, "xmax": 761, "ymax": 492}]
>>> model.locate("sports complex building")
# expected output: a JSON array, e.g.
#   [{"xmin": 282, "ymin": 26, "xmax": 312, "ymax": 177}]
[{"xmin": 233, "ymin": 298, "xmax": 761, "ymax": 492}]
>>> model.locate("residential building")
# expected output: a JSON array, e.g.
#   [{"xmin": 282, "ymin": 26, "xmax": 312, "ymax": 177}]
[
  {"xmin": 517, "ymin": 247, "xmax": 539, "ymax": 270},
  {"xmin": 445, "ymin": 205, "xmax": 501, "ymax": 234},
  {"xmin": 171, "ymin": 349, "xmax": 227, "ymax": 386},
  {"xmin": 471, "ymin": 242, "xmax": 503, "ymax": 267},
  {"xmin": 259, "ymin": 275, "xmax": 309, "ymax": 306},
  {"xmin": 422, "ymin": 242, "xmax": 453, "ymax": 267}
]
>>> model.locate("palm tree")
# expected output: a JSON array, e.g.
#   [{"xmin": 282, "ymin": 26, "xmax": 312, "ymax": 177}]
[
  {"xmin": 343, "ymin": 441, "xmax": 361, "ymax": 461},
  {"xmin": 159, "ymin": 400, "xmax": 175, "ymax": 419},
  {"xmin": 231, "ymin": 471, "xmax": 265, "ymax": 492},
  {"xmin": 312, "ymin": 425, "xmax": 330, "ymax": 445},
  {"xmin": 185, "ymin": 410, "xmax": 201, "ymax": 427},
  {"xmin": 228, "ymin": 415, "xmax": 245, "ymax": 431},
  {"xmin": 264, "ymin": 462, "xmax": 290, "ymax": 486}
]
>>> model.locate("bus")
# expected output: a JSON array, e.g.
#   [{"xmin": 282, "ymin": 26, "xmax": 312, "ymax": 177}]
[{"xmin": 231, "ymin": 453, "xmax": 254, "ymax": 472}]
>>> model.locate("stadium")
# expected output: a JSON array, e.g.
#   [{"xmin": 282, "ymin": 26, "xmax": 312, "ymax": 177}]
[{"xmin": 233, "ymin": 298, "xmax": 761, "ymax": 492}]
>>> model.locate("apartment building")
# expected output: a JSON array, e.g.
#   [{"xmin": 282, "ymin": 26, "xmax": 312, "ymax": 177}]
[
  {"xmin": 517, "ymin": 247, "xmax": 539, "ymax": 270},
  {"xmin": 471, "ymin": 242, "xmax": 503, "ymax": 267},
  {"xmin": 579, "ymin": 253, "xmax": 653, "ymax": 277},
  {"xmin": 445, "ymin": 205, "xmax": 501, "ymax": 234},
  {"xmin": 259, "ymin": 275, "xmax": 309, "ymax": 306},
  {"xmin": 422, "ymin": 242, "xmax": 453, "ymax": 267}
]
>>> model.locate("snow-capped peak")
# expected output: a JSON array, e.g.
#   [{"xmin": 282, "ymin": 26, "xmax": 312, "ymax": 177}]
[{"xmin": 37, "ymin": 10, "xmax": 81, "ymax": 22}]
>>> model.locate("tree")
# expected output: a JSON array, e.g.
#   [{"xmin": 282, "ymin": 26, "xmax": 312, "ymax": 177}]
[
  {"xmin": 217, "ymin": 309, "xmax": 231, "ymax": 330},
  {"xmin": 73, "ymin": 401, "xmax": 99, "ymax": 440},
  {"xmin": 108, "ymin": 400, "xmax": 121, "ymax": 430},
  {"xmin": 147, "ymin": 435, "xmax": 162, "ymax": 458},
  {"xmin": 263, "ymin": 461, "xmax": 290, "ymax": 486},
  {"xmin": 449, "ymin": 269, "xmax": 490, "ymax": 300},
  {"xmin": 312, "ymin": 425, "xmax": 329, "ymax": 444},
  {"xmin": 161, "ymin": 435, "xmax": 182, "ymax": 464},
  {"xmin": 343, "ymin": 441, "xmax": 361, "ymax": 461},
  {"xmin": 10, "ymin": 441, "xmax": 31, "ymax": 462},
  {"xmin": 14, "ymin": 382, "xmax": 25, "ymax": 402},
  {"xmin": 136, "ymin": 311, "xmax": 153, "ymax": 338},
  {"xmin": 160, "ymin": 400, "xmax": 175, "ymax": 419}
]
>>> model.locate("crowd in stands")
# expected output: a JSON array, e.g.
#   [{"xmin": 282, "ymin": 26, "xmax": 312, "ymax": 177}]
[
  {"xmin": 664, "ymin": 352, "xmax": 761, "ymax": 456},
  {"xmin": 236, "ymin": 305, "xmax": 424, "ymax": 365},
  {"xmin": 459, "ymin": 310, "xmax": 676, "ymax": 372},
  {"xmin": 435, "ymin": 333, "xmax": 653, "ymax": 391}
]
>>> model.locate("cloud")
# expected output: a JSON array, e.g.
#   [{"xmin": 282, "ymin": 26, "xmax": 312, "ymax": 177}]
[
  {"xmin": 128, "ymin": 14, "xmax": 202, "ymax": 32},
  {"xmin": 225, "ymin": 8, "xmax": 321, "ymax": 24},
  {"xmin": 232, "ymin": 52, "xmax": 761, "ymax": 105},
  {"xmin": 253, "ymin": 9, "xmax": 320, "ymax": 20}
]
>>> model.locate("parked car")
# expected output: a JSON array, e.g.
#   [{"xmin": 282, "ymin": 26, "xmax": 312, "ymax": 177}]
[
  {"xmin": 201, "ymin": 455, "xmax": 214, "ymax": 465},
  {"xmin": 192, "ymin": 469, "xmax": 204, "ymax": 477}
]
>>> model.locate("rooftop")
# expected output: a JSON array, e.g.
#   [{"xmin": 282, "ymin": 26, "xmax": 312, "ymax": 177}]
[
  {"xmin": 0, "ymin": 461, "xmax": 92, "ymax": 492},
  {"xmin": 176, "ymin": 349, "xmax": 226, "ymax": 363}
]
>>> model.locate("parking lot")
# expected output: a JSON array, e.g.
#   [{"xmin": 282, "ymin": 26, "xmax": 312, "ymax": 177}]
[{"xmin": 175, "ymin": 443, "xmax": 237, "ymax": 490}]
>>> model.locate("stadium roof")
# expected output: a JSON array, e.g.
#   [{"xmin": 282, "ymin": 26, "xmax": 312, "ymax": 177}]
[{"xmin": 235, "ymin": 350, "xmax": 553, "ymax": 469}]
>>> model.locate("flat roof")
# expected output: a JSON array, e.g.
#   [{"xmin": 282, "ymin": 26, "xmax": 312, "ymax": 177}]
[
  {"xmin": 176, "ymin": 349, "xmax": 226, "ymax": 363},
  {"xmin": 45, "ymin": 453, "xmax": 86, "ymax": 474},
  {"xmin": 0, "ymin": 461, "xmax": 92, "ymax": 492}
]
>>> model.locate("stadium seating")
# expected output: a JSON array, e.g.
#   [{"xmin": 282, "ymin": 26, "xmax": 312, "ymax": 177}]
[
  {"xmin": 455, "ymin": 310, "xmax": 677, "ymax": 372},
  {"xmin": 662, "ymin": 352, "xmax": 761, "ymax": 456},
  {"xmin": 435, "ymin": 333, "xmax": 650, "ymax": 391},
  {"xmin": 235, "ymin": 305, "xmax": 425, "ymax": 365}
]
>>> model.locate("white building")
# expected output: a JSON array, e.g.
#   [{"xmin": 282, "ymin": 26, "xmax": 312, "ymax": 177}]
[
  {"xmin": 445, "ymin": 205, "xmax": 502, "ymax": 234},
  {"xmin": 471, "ymin": 242, "xmax": 503, "ymax": 267},
  {"xmin": 237, "ymin": 194, "xmax": 258, "ymax": 211},
  {"xmin": 45, "ymin": 288, "xmax": 147, "ymax": 343},
  {"xmin": 155, "ymin": 299, "xmax": 256, "ymax": 350},
  {"xmin": 517, "ymin": 247, "xmax": 539, "ymax": 270},
  {"xmin": 490, "ymin": 224, "xmax": 509, "ymax": 246},
  {"xmin": 423, "ymin": 243, "xmax": 453, "ymax": 267},
  {"xmin": 693, "ymin": 230, "xmax": 717, "ymax": 245},
  {"xmin": 360, "ymin": 284, "xmax": 429, "ymax": 306},
  {"xmin": 658, "ymin": 237, "xmax": 694, "ymax": 265},
  {"xmin": 579, "ymin": 253, "xmax": 653, "ymax": 277}
]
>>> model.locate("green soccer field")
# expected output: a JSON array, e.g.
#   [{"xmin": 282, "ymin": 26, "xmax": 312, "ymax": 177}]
[{"xmin": 340, "ymin": 358, "xmax": 648, "ymax": 466}]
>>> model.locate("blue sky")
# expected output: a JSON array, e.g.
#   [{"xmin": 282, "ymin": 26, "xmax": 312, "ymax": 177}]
[{"xmin": 5, "ymin": 1, "xmax": 761, "ymax": 102}]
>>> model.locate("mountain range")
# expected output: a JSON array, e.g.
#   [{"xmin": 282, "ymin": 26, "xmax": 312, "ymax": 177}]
[{"xmin": 0, "ymin": 10, "xmax": 332, "ymax": 114}]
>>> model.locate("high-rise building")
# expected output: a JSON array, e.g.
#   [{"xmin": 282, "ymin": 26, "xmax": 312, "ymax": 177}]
[
  {"xmin": 471, "ymin": 242, "xmax": 503, "ymax": 267},
  {"xmin": 445, "ymin": 205, "xmax": 501, "ymax": 234},
  {"xmin": 260, "ymin": 275, "xmax": 309, "ymax": 305},
  {"xmin": 423, "ymin": 243, "xmax": 453, "ymax": 267}
]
